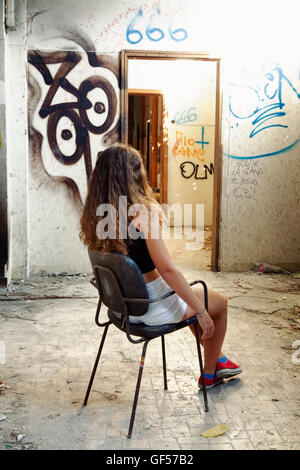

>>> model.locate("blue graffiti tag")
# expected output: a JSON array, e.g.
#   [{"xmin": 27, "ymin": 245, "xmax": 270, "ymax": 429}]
[
  {"xmin": 145, "ymin": 7, "xmax": 165, "ymax": 42},
  {"xmin": 168, "ymin": 26, "xmax": 188, "ymax": 42},
  {"xmin": 225, "ymin": 65, "xmax": 300, "ymax": 159},
  {"xmin": 196, "ymin": 126, "xmax": 210, "ymax": 149},
  {"xmin": 173, "ymin": 107, "xmax": 197, "ymax": 124},
  {"xmin": 126, "ymin": 9, "xmax": 144, "ymax": 45},
  {"xmin": 126, "ymin": 8, "xmax": 188, "ymax": 44}
]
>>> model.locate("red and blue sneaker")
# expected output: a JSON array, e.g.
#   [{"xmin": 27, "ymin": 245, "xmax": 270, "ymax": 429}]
[
  {"xmin": 198, "ymin": 372, "xmax": 223, "ymax": 390},
  {"xmin": 215, "ymin": 356, "xmax": 242, "ymax": 379}
]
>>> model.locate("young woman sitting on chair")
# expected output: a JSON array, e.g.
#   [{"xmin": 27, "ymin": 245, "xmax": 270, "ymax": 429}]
[{"xmin": 80, "ymin": 143, "xmax": 242, "ymax": 389}]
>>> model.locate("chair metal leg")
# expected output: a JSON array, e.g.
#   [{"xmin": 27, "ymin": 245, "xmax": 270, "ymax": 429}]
[
  {"xmin": 83, "ymin": 323, "xmax": 110, "ymax": 406},
  {"xmin": 161, "ymin": 335, "xmax": 168, "ymax": 390},
  {"xmin": 127, "ymin": 339, "xmax": 149, "ymax": 439},
  {"xmin": 194, "ymin": 323, "xmax": 209, "ymax": 412}
]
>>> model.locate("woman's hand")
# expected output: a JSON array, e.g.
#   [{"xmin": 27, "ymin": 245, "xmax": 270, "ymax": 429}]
[{"xmin": 197, "ymin": 311, "xmax": 215, "ymax": 340}]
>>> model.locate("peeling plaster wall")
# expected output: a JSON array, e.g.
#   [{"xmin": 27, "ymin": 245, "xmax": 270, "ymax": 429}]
[
  {"xmin": 0, "ymin": 3, "xmax": 8, "ymax": 281},
  {"xmin": 4, "ymin": 0, "xmax": 300, "ymax": 276},
  {"xmin": 27, "ymin": 49, "xmax": 120, "ymax": 274},
  {"xmin": 220, "ymin": 60, "xmax": 300, "ymax": 271},
  {"xmin": 128, "ymin": 58, "xmax": 216, "ymax": 227},
  {"xmin": 5, "ymin": 0, "xmax": 28, "ymax": 279}
]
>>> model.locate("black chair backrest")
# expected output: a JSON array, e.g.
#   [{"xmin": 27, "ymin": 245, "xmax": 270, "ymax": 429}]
[{"xmin": 88, "ymin": 249, "xmax": 149, "ymax": 316}]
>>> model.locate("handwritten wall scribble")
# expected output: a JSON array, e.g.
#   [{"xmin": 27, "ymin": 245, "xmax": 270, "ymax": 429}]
[
  {"xmin": 230, "ymin": 159, "xmax": 264, "ymax": 199},
  {"xmin": 225, "ymin": 63, "xmax": 300, "ymax": 160},
  {"xmin": 126, "ymin": 7, "xmax": 188, "ymax": 44}
]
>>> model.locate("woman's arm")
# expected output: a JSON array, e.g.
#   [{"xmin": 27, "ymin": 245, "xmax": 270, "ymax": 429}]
[
  {"xmin": 145, "ymin": 235, "xmax": 202, "ymax": 311},
  {"xmin": 144, "ymin": 232, "xmax": 215, "ymax": 339}
]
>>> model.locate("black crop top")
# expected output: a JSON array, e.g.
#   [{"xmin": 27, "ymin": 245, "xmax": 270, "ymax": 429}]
[{"xmin": 127, "ymin": 234, "xmax": 156, "ymax": 274}]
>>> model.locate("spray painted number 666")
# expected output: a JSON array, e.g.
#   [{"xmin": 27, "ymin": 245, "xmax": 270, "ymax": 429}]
[
  {"xmin": 126, "ymin": 9, "xmax": 188, "ymax": 44},
  {"xmin": 173, "ymin": 107, "xmax": 197, "ymax": 124}
]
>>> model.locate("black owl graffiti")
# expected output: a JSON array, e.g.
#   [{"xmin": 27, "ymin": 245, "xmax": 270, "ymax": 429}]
[{"xmin": 28, "ymin": 50, "xmax": 120, "ymax": 203}]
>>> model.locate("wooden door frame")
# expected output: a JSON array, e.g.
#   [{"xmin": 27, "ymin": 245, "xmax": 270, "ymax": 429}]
[
  {"xmin": 120, "ymin": 50, "xmax": 222, "ymax": 271},
  {"xmin": 128, "ymin": 90, "xmax": 166, "ymax": 203}
]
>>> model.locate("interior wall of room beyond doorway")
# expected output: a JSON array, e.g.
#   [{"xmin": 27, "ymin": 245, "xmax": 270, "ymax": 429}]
[{"xmin": 126, "ymin": 56, "xmax": 218, "ymax": 229}]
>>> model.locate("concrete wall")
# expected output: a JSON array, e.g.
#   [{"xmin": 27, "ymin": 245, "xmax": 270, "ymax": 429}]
[
  {"xmin": 128, "ymin": 58, "xmax": 216, "ymax": 227},
  {"xmin": 166, "ymin": 60, "xmax": 216, "ymax": 228},
  {"xmin": 0, "ymin": 2, "xmax": 8, "ymax": 282},
  {"xmin": 3, "ymin": 0, "xmax": 300, "ymax": 277},
  {"xmin": 27, "ymin": 49, "xmax": 120, "ymax": 274},
  {"xmin": 4, "ymin": 0, "xmax": 28, "ymax": 280},
  {"xmin": 221, "ymin": 59, "xmax": 300, "ymax": 270}
]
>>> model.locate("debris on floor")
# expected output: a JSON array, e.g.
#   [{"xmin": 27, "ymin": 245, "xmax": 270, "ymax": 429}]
[
  {"xmin": 252, "ymin": 262, "xmax": 290, "ymax": 274},
  {"xmin": 201, "ymin": 424, "xmax": 228, "ymax": 438}
]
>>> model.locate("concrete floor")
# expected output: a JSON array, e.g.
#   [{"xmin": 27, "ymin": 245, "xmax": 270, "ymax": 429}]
[
  {"xmin": 0, "ymin": 241, "xmax": 300, "ymax": 450},
  {"xmin": 164, "ymin": 227, "xmax": 212, "ymax": 273}
]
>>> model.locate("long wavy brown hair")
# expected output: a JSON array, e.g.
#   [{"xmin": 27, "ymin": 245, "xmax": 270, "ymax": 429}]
[{"xmin": 80, "ymin": 143, "xmax": 159, "ymax": 253}]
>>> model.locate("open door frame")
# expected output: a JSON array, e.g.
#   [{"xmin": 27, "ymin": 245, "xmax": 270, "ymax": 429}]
[
  {"xmin": 120, "ymin": 50, "xmax": 222, "ymax": 271},
  {"xmin": 128, "ymin": 90, "xmax": 166, "ymax": 203}
]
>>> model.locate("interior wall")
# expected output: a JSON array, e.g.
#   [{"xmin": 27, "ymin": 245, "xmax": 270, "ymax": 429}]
[
  {"xmin": 128, "ymin": 59, "xmax": 216, "ymax": 227},
  {"xmin": 3, "ymin": 0, "xmax": 300, "ymax": 276},
  {"xmin": 166, "ymin": 60, "xmax": 216, "ymax": 228},
  {"xmin": 27, "ymin": 49, "xmax": 120, "ymax": 274},
  {"xmin": 220, "ymin": 58, "xmax": 300, "ymax": 270},
  {"xmin": 5, "ymin": 0, "xmax": 28, "ymax": 280},
  {"xmin": 0, "ymin": 3, "xmax": 8, "ymax": 283}
]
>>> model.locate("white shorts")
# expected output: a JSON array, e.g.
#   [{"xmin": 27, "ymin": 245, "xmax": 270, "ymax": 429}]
[{"xmin": 129, "ymin": 276, "xmax": 187, "ymax": 326}]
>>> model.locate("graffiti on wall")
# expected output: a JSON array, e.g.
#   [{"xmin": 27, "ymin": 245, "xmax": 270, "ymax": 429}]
[
  {"xmin": 225, "ymin": 63, "xmax": 300, "ymax": 160},
  {"xmin": 230, "ymin": 159, "xmax": 264, "ymax": 199},
  {"xmin": 172, "ymin": 107, "xmax": 197, "ymax": 125},
  {"xmin": 180, "ymin": 162, "xmax": 214, "ymax": 180},
  {"xmin": 172, "ymin": 128, "xmax": 210, "ymax": 159},
  {"xmin": 172, "ymin": 127, "xmax": 214, "ymax": 180},
  {"xmin": 126, "ymin": 6, "xmax": 188, "ymax": 45},
  {"xmin": 72, "ymin": 4, "xmax": 189, "ymax": 52},
  {"xmin": 28, "ymin": 49, "xmax": 120, "ymax": 205}
]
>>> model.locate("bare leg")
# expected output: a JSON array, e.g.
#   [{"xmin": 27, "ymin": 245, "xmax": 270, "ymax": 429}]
[{"xmin": 182, "ymin": 285, "xmax": 228, "ymax": 374}]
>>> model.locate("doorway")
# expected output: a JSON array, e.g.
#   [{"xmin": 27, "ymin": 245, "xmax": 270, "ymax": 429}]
[
  {"xmin": 121, "ymin": 51, "xmax": 221, "ymax": 271},
  {"xmin": 128, "ymin": 90, "xmax": 167, "ymax": 204}
]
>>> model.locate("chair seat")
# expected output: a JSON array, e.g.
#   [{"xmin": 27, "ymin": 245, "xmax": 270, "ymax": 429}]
[{"xmin": 107, "ymin": 309, "xmax": 198, "ymax": 339}]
